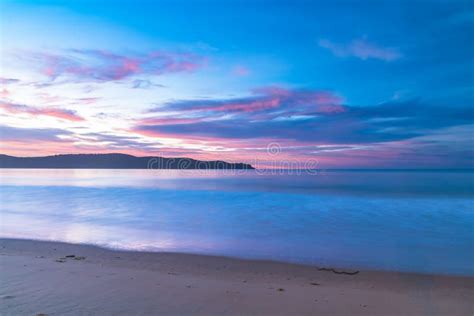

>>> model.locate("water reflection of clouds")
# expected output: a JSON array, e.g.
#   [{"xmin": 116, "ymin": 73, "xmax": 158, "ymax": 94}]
[
  {"xmin": 1, "ymin": 170, "xmax": 473, "ymax": 274},
  {"xmin": 0, "ymin": 213, "xmax": 220, "ymax": 252},
  {"xmin": 1, "ymin": 169, "xmax": 473, "ymax": 197}
]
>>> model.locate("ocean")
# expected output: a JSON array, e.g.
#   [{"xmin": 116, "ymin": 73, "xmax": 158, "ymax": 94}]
[{"xmin": 1, "ymin": 169, "xmax": 473, "ymax": 275}]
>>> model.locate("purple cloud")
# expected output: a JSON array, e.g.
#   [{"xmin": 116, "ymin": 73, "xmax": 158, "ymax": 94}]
[
  {"xmin": 137, "ymin": 98, "xmax": 473, "ymax": 146},
  {"xmin": 153, "ymin": 86, "xmax": 345, "ymax": 117},
  {"xmin": 0, "ymin": 125, "xmax": 72, "ymax": 142},
  {"xmin": 319, "ymin": 38, "xmax": 402, "ymax": 61},
  {"xmin": 131, "ymin": 79, "xmax": 166, "ymax": 89},
  {"xmin": 0, "ymin": 78, "xmax": 20, "ymax": 85},
  {"xmin": 0, "ymin": 101, "xmax": 84, "ymax": 122},
  {"xmin": 24, "ymin": 49, "xmax": 206, "ymax": 82}
]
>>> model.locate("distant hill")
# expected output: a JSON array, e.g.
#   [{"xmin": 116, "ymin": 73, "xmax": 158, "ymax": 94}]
[{"xmin": 0, "ymin": 154, "xmax": 254, "ymax": 170}]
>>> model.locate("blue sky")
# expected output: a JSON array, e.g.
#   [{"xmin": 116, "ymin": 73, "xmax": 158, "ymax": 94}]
[{"xmin": 0, "ymin": 0, "xmax": 473, "ymax": 167}]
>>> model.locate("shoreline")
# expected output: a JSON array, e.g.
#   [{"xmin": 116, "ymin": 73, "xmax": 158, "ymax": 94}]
[
  {"xmin": 1, "ymin": 237, "xmax": 471, "ymax": 277},
  {"xmin": 2, "ymin": 236, "xmax": 472, "ymax": 277},
  {"xmin": 1, "ymin": 238, "xmax": 473, "ymax": 315}
]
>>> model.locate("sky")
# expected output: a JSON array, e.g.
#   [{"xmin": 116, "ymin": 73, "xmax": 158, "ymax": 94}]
[{"xmin": 0, "ymin": 0, "xmax": 473, "ymax": 168}]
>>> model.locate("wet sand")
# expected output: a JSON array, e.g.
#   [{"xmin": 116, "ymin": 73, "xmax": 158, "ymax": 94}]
[{"xmin": 0, "ymin": 238, "xmax": 472, "ymax": 315}]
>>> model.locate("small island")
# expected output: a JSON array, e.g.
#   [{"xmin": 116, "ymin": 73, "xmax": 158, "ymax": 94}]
[{"xmin": 0, "ymin": 153, "xmax": 254, "ymax": 170}]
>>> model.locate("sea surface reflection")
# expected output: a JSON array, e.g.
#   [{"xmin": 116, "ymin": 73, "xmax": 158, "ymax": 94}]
[{"xmin": 1, "ymin": 169, "xmax": 473, "ymax": 275}]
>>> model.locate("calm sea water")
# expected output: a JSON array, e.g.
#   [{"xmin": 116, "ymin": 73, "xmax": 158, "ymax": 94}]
[{"xmin": 0, "ymin": 169, "xmax": 473, "ymax": 275}]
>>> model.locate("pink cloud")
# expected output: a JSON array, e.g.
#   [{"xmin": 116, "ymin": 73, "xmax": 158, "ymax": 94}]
[
  {"xmin": 200, "ymin": 98, "xmax": 281, "ymax": 112},
  {"xmin": 166, "ymin": 86, "xmax": 345, "ymax": 114},
  {"xmin": 129, "ymin": 126, "xmax": 348, "ymax": 166},
  {"xmin": 132, "ymin": 128, "xmax": 229, "ymax": 145},
  {"xmin": 232, "ymin": 65, "xmax": 251, "ymax": 76},
  {"xmin": 0, "ymin": 101, "xmax": 84, "ymax": 122},
  {"xmin": 109, "ymin": 57, "xmax": 141, "ymax": 80},
  {"xmin": 76, "ymin": 97, "xmax": 100, "ymax": 105},
  {"xmin": 252, "ymin": 86, "xmax": 292, "ymax": 97},
  {"xmin": 252, "ymin": 87, "xmax": 345, "ymax": 110},
  {"xmin": 0, "ymin": 89, "xmax": 10, "ymax": 98},
  {"xmin": 31, "ymin": 49, "xmax": 206, "ymax": 82},
  {"xmin": 39, "ymin": 108, "xmax": 84, "ymax": 121},
  {"xmin": 1, "ymin": 139, "xmax": 157, "ymax": 158},
  {"xmin": 37, "ymin": 92, "xmax": 63, "ymax": 104},
  {"xmin": 139, "ymin": 117, "xmax": 204, "ymax": 125},
  {"xmin": 316, "ymin": 104, "xmax": 347, "ymax": 114},
  {"xmin": 312, "ymin": 91, "xmax": 344, "ymax": 106},
  {"xmin": 1, "ymin": 140, "xmax": 75, "ymax": 157},
  {"xmin": 319, "ymin": 38, "xmax": 401, "ymax": 61}
]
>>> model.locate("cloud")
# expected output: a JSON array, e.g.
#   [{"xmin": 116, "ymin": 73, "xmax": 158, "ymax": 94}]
[
  {"xmin": 232, "ymin": 65, "xmax": 251, "ymax": 76},
  {"xmin": 139, "ymin": 117, "xmax": 206, "ymax": 126},
  {"xmin": 0, "ymin": 124, "xmax": 165, "ymax": 156},
  {"xmin": 75, "ymin": 132, "xmax": 163, "ymax": 151},
  {"xmin": 135, "ymin": 98, "xmax": 473, "ymax": 147},
  {"xmin": 0, "ymin": 125, "xmax": 163, "ymax": 157},
  {"xmin": 131, "ymin": 98, "xmax": 474, "ymax": 168},
  {"xmin": 0, "ymin": 125, "xmax": 72, "ymax": 142},
  {"xmin": 153, "ymin": 86, "xmax": 345, "ymax": 115},
  {"xmin": 23, "ymin": 49, "xmax": 206, "ymax": 82},
  {"xmin": 75, "ymin": 97, "xmax": 100, "ymax": 105},
  {"xmin": 0, "ymin": 77, "xmax": 20, "ymax": 85},
  {"xmin": 310, "ymin": 145, "xmax": 367, "ymax": 153},
  {"xmin": 131, "ymin": 79, "xmax": 166, "ymax": 89},
  {"xmin": 0, "ymin": 101, "xmax": 84, "ymax": 122},
  {"xmin": 319, "ymin": 38, "xmax": 401, "ymax": 61},
  {"xmin": 0, "ymin": 89, "xmax": 10, "ymax": 98}
]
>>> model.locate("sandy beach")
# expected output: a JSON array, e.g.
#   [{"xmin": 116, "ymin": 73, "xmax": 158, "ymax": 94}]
[{"xmin": 0, "ymin": 238, "xmax": 472, "ymax": 315}]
